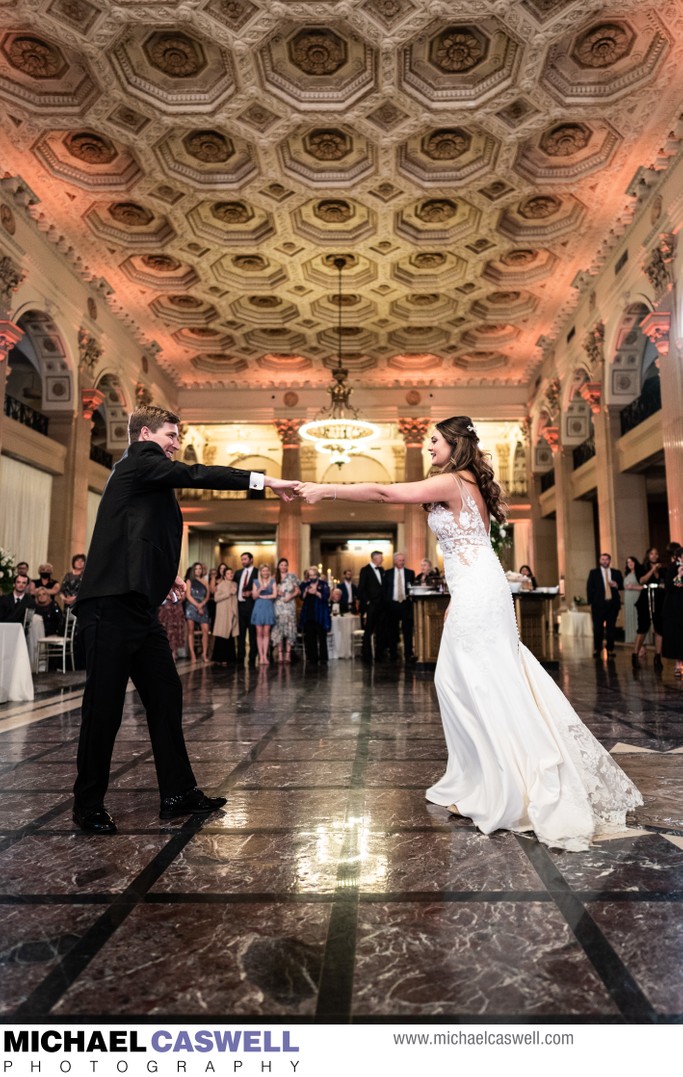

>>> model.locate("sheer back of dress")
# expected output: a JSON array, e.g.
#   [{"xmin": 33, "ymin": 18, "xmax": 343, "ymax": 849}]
[{"xmin": 428, "ymin": 473, "xmax": 491, "ymax": 568}]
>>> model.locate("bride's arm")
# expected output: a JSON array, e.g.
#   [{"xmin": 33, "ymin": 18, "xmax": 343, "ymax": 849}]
[{"xmin": 297, "ymin": 473, "xmax": 456, "ymax": 505}]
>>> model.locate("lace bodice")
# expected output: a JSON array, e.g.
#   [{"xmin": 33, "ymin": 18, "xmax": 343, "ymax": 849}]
[{"xmin": 428, "ymin": 479, "xmax": 492, "ymax": 569}]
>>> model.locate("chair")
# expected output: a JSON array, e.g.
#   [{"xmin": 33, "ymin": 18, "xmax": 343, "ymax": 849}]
[
  {"xmin": 352, "ymin": 628, "xmax": 365, "ymax": 658},
  {"xmin": 37, "ymin": 608, "xmax": 77, "ymax": 673}
]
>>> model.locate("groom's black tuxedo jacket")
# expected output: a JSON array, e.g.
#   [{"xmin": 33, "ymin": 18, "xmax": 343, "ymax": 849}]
[{"xmin": 77, "ymin": 441, "xmax": 255, "ymax": 611}]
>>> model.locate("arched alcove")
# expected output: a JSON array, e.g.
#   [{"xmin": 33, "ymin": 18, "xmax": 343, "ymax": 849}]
[
  {"xmin": 321, "ymin": 454, "xmax": 391, "ymax": 483},
  {"xmin": 609, "ymin": 302, "xmax": 658, "ymax": 406},
  {"xmin": 7, "ymin": 311, "xmax": 74, "ymax": 415}
]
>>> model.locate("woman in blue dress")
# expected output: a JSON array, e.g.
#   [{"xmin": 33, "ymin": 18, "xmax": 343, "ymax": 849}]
[
  {"xmin": 185, "ymin": 561, "xmax": 210, "ymax": 663},
  {"xmin": 251, "ymin": 564, "xmax": 277, "ymax": 666}
]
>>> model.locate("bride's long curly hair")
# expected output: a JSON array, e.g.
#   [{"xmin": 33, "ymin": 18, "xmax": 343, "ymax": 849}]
[{"xmin": 423, "ymin": 415, "xmax": 507, "ymax": 523}]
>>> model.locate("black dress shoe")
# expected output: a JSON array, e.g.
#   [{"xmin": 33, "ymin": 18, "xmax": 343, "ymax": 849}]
[
  {"xmin": 159, "ymin": 786, "xmax": 227, "ymax": 819},
  {"xmin": 73, "ymin": 807, "xmax": 117, "ymax": 834}
]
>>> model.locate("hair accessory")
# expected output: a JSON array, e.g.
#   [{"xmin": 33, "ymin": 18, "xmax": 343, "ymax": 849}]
[{"xmin": 467, "ymin": 424, "xmax": 476, "ymax": 434}]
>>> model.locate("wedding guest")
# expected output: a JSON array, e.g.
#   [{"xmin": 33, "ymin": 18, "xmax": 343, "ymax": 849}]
[
  {"xmin": 519, "ymin": 564, "xmax": 537, "ymax": 590},
  {"xmin": 633, "ymin": 547, "xmax": 665, "ymax": 670},
  {"xmin": 33, "ymin": 586, "xmax": 64, "ymax": 636},
  {"xmin": 299, "ymin": 566, "xmax": 330, "ymax": 665},
  {"xmin": 33, "ymin": 563, "xmax": 60, "ymax": 598},
  {"xmin": 185, "ymin": 561, "xmax": 210, "ymax": 663},
  {"xmin": 251, "ymin": 564, "xmax": 277, "ymax": 666},
  {"xmin": 235, "ymin": 551, "xmax": 257, "ymax": 666},
  {"xmin": 212, "ymin": 567, "xmax": 239, "ymax": 665},
  {"xmin": 330, "ymin": 587, "xmax": 343, "ymax": 616},
  {"xmin": 623, "ymin": 555, "xmax": 643, "ymax": 647},
  {"xmin": 60, "ymin": 554, "xmax": 86, "ymax": 609},
  {"xmin": 339, "ymin": 568, "xmax": 359, "ymax": 614},
  {"xmin": 383, "ymin": 552, "xmax": 416, "ymax": 661},
  {"xmin": 358, "ymin": 550, "xmax": 386, "ymax": 663},
  {"xmin": 0, "ymin": 572, "xmax": 35, "ymax": 623},
  {"xmin": 272, "ymin": 557, "xmax": 299, "ymax": 663},
  {"xmin": 158, "ymin": 591, "xmax": 186, "ymax": 661},
  {"xmin": 662, "ymin": 545, "xmax": 683, "ymax": 677},
  {"xmin": 415, "ymin": 557, "xmax": 441, "ymax": 587},
  {"xmin": 586, "ymin": 553, "xmax": 623, "ymax": 659}
]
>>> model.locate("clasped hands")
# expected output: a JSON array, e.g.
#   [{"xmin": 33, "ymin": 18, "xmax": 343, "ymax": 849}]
[{"xmin": 267, "ymin": 480, "xmax": 329, "ymax": 504}]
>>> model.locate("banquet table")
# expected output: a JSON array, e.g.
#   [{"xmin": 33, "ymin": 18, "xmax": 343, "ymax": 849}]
[
  {"xmin": 0, "ymin": 623, "xmax": 34, "ymax": 702},
  {"xmin": 328, "ymin": 614, "xmax": 360, "ymax": 659},
  {"xmin": 558, "ymin": 610, "xmax": 592, "ymax": 637}
]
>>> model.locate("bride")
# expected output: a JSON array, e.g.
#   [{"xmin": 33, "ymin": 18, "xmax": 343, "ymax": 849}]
[{"xmin": 297, "ymin": 415, "xmax": 642, "ymax": 851}]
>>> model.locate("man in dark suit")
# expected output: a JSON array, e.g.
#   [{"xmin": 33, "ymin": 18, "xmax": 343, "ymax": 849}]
[
  {"xmin": 234, "ymin": 551, "xmax": 257, "ymax": 666},
  {"xmin": 0, "ymin": 572, "xmax": 35, "ymax": 623},
  {"xmin": 339, "ymin": 568, "xmax": 359, "ymax": 615},
  {"xmin": 358, "ymin": 550, "xmax": 386, "ymax": 662},
  {"xmin": 72, "ymin": 404, "xmax": 297, "ymax": 834},
  {"xmin": 384, "ymin": 552, "xmax": 416, "ymax": 661},
  {"xmin": 586, "ymin": 552, "xmax": 624, "ymax": 658}
]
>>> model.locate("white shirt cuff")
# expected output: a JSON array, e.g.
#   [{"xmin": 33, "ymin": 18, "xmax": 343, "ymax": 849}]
[{"xmin": 249, "ymin": 473, "xmax": 265, "ymax": 490}]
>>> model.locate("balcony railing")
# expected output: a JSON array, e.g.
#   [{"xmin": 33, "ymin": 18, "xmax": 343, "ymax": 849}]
[
  {"xmin": 572, "ymin": 434, "xmax": 596, "ymax": 470},
  {"xmin": 89, "ymin": 443, "xmax": 113, "ymax": 469},
  {"xmin": 620, "ymin": 375, "xmax": 661, "ymax": 436},
  {"xmin": 3, "ymin": 394, "xmax": 49, "ymax": 436},
  {"xmin": 540, "ymin": 469, "xmax": 555, "ymax": 493}
]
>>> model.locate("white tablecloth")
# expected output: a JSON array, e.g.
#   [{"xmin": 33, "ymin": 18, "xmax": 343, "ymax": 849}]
[
  {"xmin": 558, "ymin": 610, "xmax": 592, "ymax": 637},
  {"xmin": 0, "ymin": 623, "xmax": 34, "ymax": 702},
  {"xmin": 328, "ymin": 614, "xmax": 360, "ymax": 659}
]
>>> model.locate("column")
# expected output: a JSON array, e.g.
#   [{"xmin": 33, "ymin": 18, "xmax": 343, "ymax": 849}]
[
  {"xmin": 0, "ymin": 320, "xmax": 24, "ymax": 458},
  {"xmin": 641, "ymin": 310, "xmax": 683, "ymax": 539},
  {"xmin": 398, "ymin": 418, "xmax": 430, "ymax": 571},
  {"xmin": 553, "ymin": 446, "xmax": 596, "ymax": 604},
  {"xmin": 274, "ymin": 419, "xmax": 302, "ymax": 575},
  {"xmin": 47, "ymin": 387, "xmax": 103, "ymax": 572},
  {"xmin": 592, "ymin": 404, "xmax": 649, "ymax": 565}
]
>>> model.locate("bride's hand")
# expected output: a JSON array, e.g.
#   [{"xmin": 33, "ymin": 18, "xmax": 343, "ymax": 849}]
[{"xmin": 296, "ymin": 482, "xmax": 326, "ymax": 504}]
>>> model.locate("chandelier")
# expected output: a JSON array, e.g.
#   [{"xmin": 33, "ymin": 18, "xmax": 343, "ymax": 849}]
[{"xmin": 299, "ymin": 256, "xmax": 380, "ymax": 468}]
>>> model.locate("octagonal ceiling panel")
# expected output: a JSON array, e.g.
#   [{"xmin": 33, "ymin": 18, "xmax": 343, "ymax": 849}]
[
  {"xmin": 230, "ymin": 296, "xmax": 300, "ymax": 326},
  {"xmin": 483, "ymin": 248, "xmax": 558, "ymax": 287},
  {"xmin": 0, "ymin": 30, "xmax": 98, "ymax": 114},
  {"xmin": 257, "ymin": 23, "xmax": 378, "ymax": 111},
  {"xmin": 542, "ymin": 12, "xmax": 670, "ymax": 104},
  {"xmin": 392, "ymin": 250, "xmax": 468, "ymax": 288},
  {"xmin": 470, "ymin": 290, "xmax": 539, "ymax": 323},
  {"xmin": 211, "ymin": 253, "xmax": 288, "ymax": 292},
  {"xmin": 292, "ymin": 198, "xmax": 376, "ymax": 244},
  {"xmin": 149, "ymin": 295, "xmax": 218, "ymax": 327},
  {"xmin": 32, "ymin": 129, "xmax": 141, "ymax": 190},
  {"xmin": 154, "ymin": 127, "xmax": 258, "ymax": 189},
  {"xmin": 109, "ymin": 26, "xmax": 236, "ymax": 113},
  {"xmin": 279, "ymin": 125, "xmax": 375, "ymax": 186},
  {"xmin": 303, "ymin": 252, "xmax": 377, "ymax": 289},
  {"xmin": 172, "ymin": 327, "xmax": 234, "ymax": 351},
  {"xmin": 390, "ymin": 293, "xmax": 458, "ymax": 324},
  {"xmin": 186, "ymin": 199, "xmax": 275, "ymax": 244},
  {"xmin": 84, "ymin": 201, "xmax": 175, "ymax": 249},
  {"xmin": 398, "ymin": 126, "xmax": 500, "ymax": 187},
  {"xmin": 400, "ymin": 18, "xmax": 521, "ymax": 108},
  {"xmin": 514, "ymin": 120, "xmax": 621, "ymax": 184},
  {"xmin": 497, "ymin": 194, "xmax": 586, "ymax": 242},
  {"xmin": 387, "ymin": 353, "xmax": 443, "ymax": 372},
  {"xmin": 311, "ymin": 292, "xmax": 377, "ymax": 323},
  {"xmin": 395, "ymin": 196, "xmax": 480, "ymax": 245},
  {"xmin": 120, "ymin": 254, "xmax": 199, "ymax": 291}
]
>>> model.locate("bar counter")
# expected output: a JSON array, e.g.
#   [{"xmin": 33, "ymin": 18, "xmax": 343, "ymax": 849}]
[{"xmin": 412, "ymin": 589, "xmax": 558, "ymax": 669}]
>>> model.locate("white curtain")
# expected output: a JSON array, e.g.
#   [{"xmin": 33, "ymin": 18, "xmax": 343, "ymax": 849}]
[
  {"xmin": 86, "ymin": 490, "xmax": 101, "ymax": 551},
  {"xmin": 0, "ymin": 454, "xmax": 52, "ymax": 576}
]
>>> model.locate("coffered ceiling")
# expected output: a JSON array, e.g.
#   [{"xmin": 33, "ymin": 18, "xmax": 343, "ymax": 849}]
[{"xmin": 1, "ymin": 0, "xmax": 682, "ymax": 394}]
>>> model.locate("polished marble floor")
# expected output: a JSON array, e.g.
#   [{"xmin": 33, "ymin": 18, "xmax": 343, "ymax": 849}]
[{"xmin": 0, "ymin": 639, "xmax": 682, "ymax": 1023}]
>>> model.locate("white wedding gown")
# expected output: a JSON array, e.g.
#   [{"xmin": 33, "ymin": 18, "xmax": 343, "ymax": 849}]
[{"xmin": 425, "ymin": 480, "xmax": 643, "ymax": 852}]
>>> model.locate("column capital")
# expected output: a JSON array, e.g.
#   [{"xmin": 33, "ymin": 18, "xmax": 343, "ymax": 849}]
[
  {"xmin": 640, "ymin": 310, "xmax": 671, "ymax": 358},
  {"xmin": 0, "ymin": 255, "xmax": 24, "ymax": 317},
  {"xmin": 81, "ymin": 387, "xmax": 105, "ymax": 421},
  {"xmin": 643, "ymin": 233, "xmax": 676, "ymax": 302},
  {"xmin": 0, "ymin": 319, "xmax": 23, "ymax": 361},
  {"xmin": 274, "ymin": 418, "xmax": 302, "ymax": 448},
  {"xmin": 578, "ymin": 380, "xmax": 602, "ymax": 414},
  {"xmin": 398, "ymin": 417, "xmax": 430, "ymax": 447},
  {"xmin": 78, "ymin": 329, "xmax": 102, "ymax": 377},
  {"xmin": 543, "ymin": 426, "xmax": 560, "ymax": 453}
]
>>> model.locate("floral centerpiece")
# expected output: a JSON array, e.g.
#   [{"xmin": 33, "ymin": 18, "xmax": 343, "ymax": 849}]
[
  {"xmin": 0, "ymin": 547, "xmax": 16, "ymax": 594},
  {"xmin": 490, "ymin": 518, "xmax": 513, "ymax": 557}
]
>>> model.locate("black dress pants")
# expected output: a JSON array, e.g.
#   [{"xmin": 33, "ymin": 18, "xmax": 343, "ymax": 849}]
[
  {"xmin": 591, "ymin": 597, "xmax": 620, "ymax": 652},
  {"xmin": 73, "ymin": 595, "xmax": 196, "ymax": 811},
  {"xmin": 387, "ymin": 599, "xmax": 414, "ymax": 659},
  {"xmin": 237, "ymin": 599, "xmax": 257, "ymax": 664},
  {"xmin": 362, "ymin": 599, "xmax": 386, "ymax": 660}
]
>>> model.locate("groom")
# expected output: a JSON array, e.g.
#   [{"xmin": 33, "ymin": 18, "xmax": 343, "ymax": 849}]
[{"xmin": 73, "ymin": 404, "xmax": 297, "ymax": 834}]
